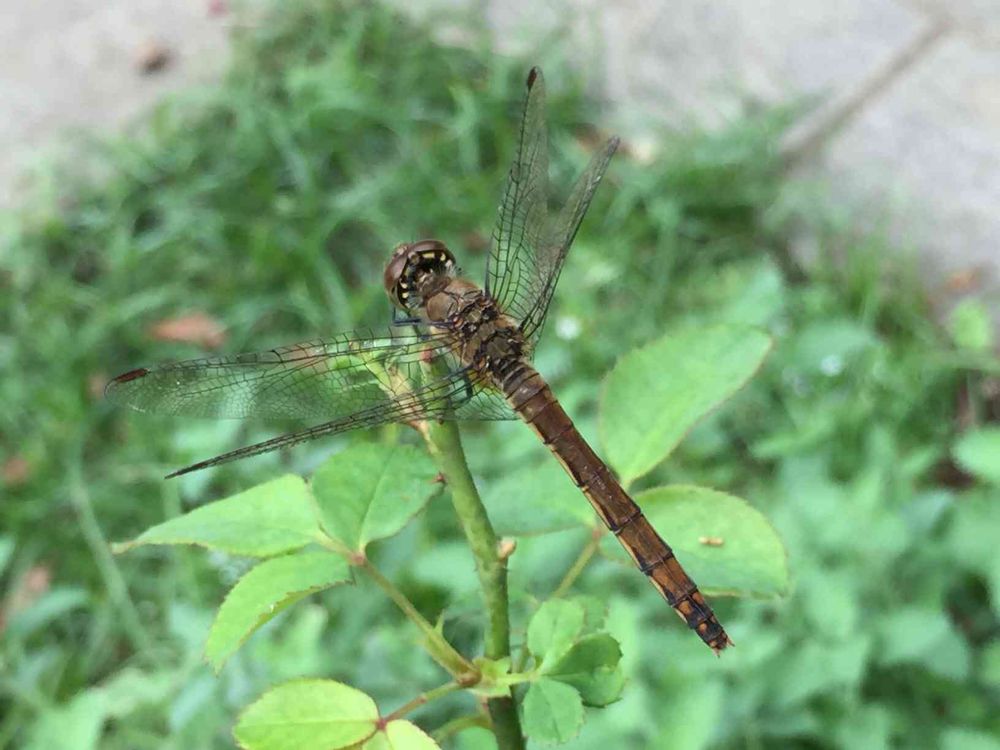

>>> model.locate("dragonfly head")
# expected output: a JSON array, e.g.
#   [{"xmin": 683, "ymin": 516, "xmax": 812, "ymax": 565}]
[{"xmin": 384, "ymin": 239, "xmax": 457, "ymax": 311}]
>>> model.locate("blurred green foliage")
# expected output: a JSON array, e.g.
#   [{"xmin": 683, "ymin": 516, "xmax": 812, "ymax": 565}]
[{"xmin": 1, "ymin": 1, "xmax": 998, "ymax": 749}]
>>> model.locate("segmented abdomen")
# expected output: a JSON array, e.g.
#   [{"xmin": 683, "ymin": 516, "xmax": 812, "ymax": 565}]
[{"xmin": 501, "ymin": 362, "xmax": 732, "ymax": 653}]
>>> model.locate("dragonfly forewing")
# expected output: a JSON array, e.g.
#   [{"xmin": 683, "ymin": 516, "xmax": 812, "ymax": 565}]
[
  {"xmin": 106, "ymin": 329, "xmax": 455, "ymax": 420},
  {"xmin": 486, "ymin": 67, "xmax": 618, "ymax": 345}
]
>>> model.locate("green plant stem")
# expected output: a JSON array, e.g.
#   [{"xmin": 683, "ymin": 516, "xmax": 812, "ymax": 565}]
[
  {"xmin": 422, "ymin": 419, "xmax": 525, "ymax": 750},
  {"xmin": 68, "ymin": 458, "xmax": 152, "ymax": 657},
  {"xmin": 432, "ymin": 714, "xmax": 491, "ymax": 743},
  {"xmin": 551, "ymin": 526, "xmax": 603, "ymax": 599},
  {"xmin": 354, "ymin": 554, "xmax": 477, "ymax": 681},
  {"xmin": 384, "ymin": 680, "xmax": 464, "ymax": 722}
]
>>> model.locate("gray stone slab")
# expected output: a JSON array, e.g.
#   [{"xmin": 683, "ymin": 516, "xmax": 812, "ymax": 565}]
[
  {"xmin": 906, "ymin": 0, "xmax": 1000, "ymax": 34},
  {"xmin": 821, "ymin": 33, "xmax": 1000, "ymax": 285},
  {"xmin": 0, "ymin": 0, "xmax": 229, "ymax": 205},
  {"xmin": 486, "ymin": 0, "xmax": 924, "ymax": 129}
]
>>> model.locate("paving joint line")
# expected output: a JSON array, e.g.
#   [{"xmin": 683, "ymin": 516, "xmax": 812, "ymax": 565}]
[{"xmin": 779, "ymin": 16, "xmax": 952, "ymax": 168}]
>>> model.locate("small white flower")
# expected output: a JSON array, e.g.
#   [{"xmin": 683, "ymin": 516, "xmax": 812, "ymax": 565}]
[
  {"xmin": 820, "ymin": 354, "xmax": 844, "ymax": 377},
  {"xmin": 555, "ymin": 315, "xmax": 581, "ymax": 340}
]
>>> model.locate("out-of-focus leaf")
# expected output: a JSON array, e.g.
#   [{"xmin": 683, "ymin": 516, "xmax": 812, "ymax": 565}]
[
  {"xmin": 114, "ymin": 475, "xmax": 319, "ymax": 556},
  {"xmin": 95, "ymin": 667, "xmax": 178, "ymax": 719},
  {"xmin": 601, "ymin": 325, "xmax": 770, "ymax": 484},
  {"xmin": 920, "ymin": 626, "xmax": 970, "ymax": 682},
  {"xmin": 25, "ymin": 692, "xmax": 106, "ymax": 750},
  {"xmin": 454, "ymin": 727, "xmax": 498, "ymax": 750},
  {"xmin": 953, "ymin": 428, "xmax": 1000, "ymax": 485},
  {"xmin": 769, "ymin": 638, "xmax": 871, "ymax": 708},
  {"xmin": 5, "ymin": 588, "xmax": 88, "ymax": 639},
  {"xmin": 206, "ymin": 550, "xmax": 351, "ymax": 671},
  {"xmin": 875, "ymin": 608, "xmax": 952, "ymax": 665},
  {"xmin": 942, "ymin": 727, "xmax": 1000, "ymax": 750},
  {"xmin": 361, "ymin": 720, "xmax": 441, "ymax": 749},
  {"xmin": 833, "ymin": 705, "xmax": 892, "ymax": 750},
  {"xmin": 312, "ymin": 443, "xmax": 438, "ymax": 552},
  {"xmin": 948, "ymin": 298, "xmax": 994, "ymax": 352},
  {"xmin": 724, "ymin": 260, "xmax": 786, "ymax": 326},
  {"xmin": 649, "ymin": 677, "xmax": 723, "ymax": 750},
  {"xmin": 521, "ymin": 678, "xmax": 583, "ymax": 745},
  {"xmin": 778, "ymin": 318, "xmax": 879, "ymax": 375},
  {"xmin": 527, "ymin": 599, "xmax": 585, "ymax": 666},
  {"xmin": 233, "ymin": 679, "xmax": 378, "ymax": 750},
  {"xmin": 981, "ymin": 641, "xmax": 1000, "ymax": 688},
  {"xmin": 482, "ymin": 461, "xmax": 593, "ymax": 536},
  {"xmin": 407, "ymin": 540, "xmax": 479, "ymax": 596},
  {"xmin": 634, "ymin": 485, "xmax": 788, "ymax": 597},
  {"xmin": 947, "ymin": 491, "xmax": 1000, "ymax": 600},
  {"xmin": 0, "ymin": 535, "xmax": 13, "ymax": 575}
]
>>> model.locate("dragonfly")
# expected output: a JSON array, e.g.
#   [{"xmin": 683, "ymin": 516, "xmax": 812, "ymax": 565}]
[{"xmin": 108, "ymin": 67, "xmax": 732, "ymax": 654}]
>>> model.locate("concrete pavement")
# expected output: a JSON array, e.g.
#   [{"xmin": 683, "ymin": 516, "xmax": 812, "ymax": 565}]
[{"xmin": 2, "ymin": 0, "xmax": 997, "ymax": 303}]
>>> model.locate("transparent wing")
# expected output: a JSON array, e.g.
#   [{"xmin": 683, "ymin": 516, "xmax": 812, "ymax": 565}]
[
  {"xmin": 159, "ymin": 369, "xmax": 514, "ymax": 478},
  {"xmin": 487, "ymin": 67, "xmax": 619, "ymax": 345},
  {"xmin": 518, "ymin": 136, "xmax": 619, "ymax": 343},
  {"xmin": 107, "ymin": 327, "xmax": 518, "ymax": 477},
  {"xmin": 107, "ymin": 329, "xmax": 460, "ymax": 420},
  {"xmin": 487, "ymin": 66, "xmax": 549, "ymax": 325}
]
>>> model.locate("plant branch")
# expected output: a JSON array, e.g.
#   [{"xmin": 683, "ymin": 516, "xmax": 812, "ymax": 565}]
[
  {"xmin": 69, "ymin": 457, "xmax": 152, "ymax": 657},
  {"xmin": 552, "ymin": 525, "xmax": 603, "ymax": 599},
  {"xmin": 432, "ymin": 714, "xmax": 490, "ymax": 743},
  {"xmin": 383, "ymin": 680, "xmax": 464, "ymax": 722},
  {"xmin": 352, "ymin": 550, "xmax": 477, "ymax": 681},
  {"xmin": 420, "ymin": 419, "xmax": 525, "ymax": 750}
]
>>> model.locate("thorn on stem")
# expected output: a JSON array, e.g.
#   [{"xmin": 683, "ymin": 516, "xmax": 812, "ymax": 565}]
[
  {"xmin": 497, "ymin": 538, "xmax": 517, "ymax": 561},
  {"xmin": 348, "ymin": 551, "xmax": 367, "ymax": 567}
]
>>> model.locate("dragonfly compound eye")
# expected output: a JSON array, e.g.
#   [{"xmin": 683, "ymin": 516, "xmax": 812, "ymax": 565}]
[{"xmin": 383, "ymin": 239, "xmax": 455, "ymax": 309}]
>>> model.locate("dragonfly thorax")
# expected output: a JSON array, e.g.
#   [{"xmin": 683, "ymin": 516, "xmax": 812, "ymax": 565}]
[{"xmin": 384, "ymin": 239, "xmax": 456, "ymax": 312}]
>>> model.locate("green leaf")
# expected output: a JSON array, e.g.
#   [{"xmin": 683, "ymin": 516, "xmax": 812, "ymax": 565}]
[
  {"xmin": 206, "ymin": 550, "xmax": 351, "ymax": 671},
  {"xmin": 948, "ymin": 298, "xmax": 994, "ymax": 352},
  {"xmin": 362, "ymin": 720, "xmax": 441, "ymax": 749},
  {"xmin": 953, "ymin": 428, "xmax": 1000, "ymax": 485},
  {"xmin": 635, "ymin": 485, "xmax": 788, "ymax": 597},
  {"xmin": 114, "ymin": 475, "xmax": 319, "ymax": 557},
  {"xmin": 537, "ymin": 630, "xmax": 626, "ymax": 708},
  {"xmin": 233, "ymin": 679, "xmax": 378, "ymax": 750},
  {"xmin": 569, "ymin": 665, "xmax": 625, "ymax": 707},
  {"xmin": 600, "ymin": 325, "xmax": 770, "ymax": 483},
  {"xmin": 483, "ymin": 461, "xmax": 593, "ymax": 535},
  {"xmin": 312, "ymin": 443, "xmax": 438, "ymax": 552},
  {"xmin": 545, "ymin": 633, "xmax": 622, "ymax": 684},
  {"xmin": 527, "ymin": 599, "xmax": 585, "ymax": 665},
  {"xmin": 521, "ymin": 678, "xmax": 584, "ymax": 745},
  {"xmin": 570, "ymin": 595, "xmax": 608, "ymax": 635}
]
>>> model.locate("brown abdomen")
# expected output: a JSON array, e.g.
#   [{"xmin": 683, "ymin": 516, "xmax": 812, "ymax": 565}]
[{"xmin": 501, "ymin": 363, "xmax": 733, "ymax": 654}]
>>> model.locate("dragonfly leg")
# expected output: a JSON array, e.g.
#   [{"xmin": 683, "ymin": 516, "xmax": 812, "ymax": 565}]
[{"xmin": 391, "ymin": 313, "xmax": 422, "ymax": 326}]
